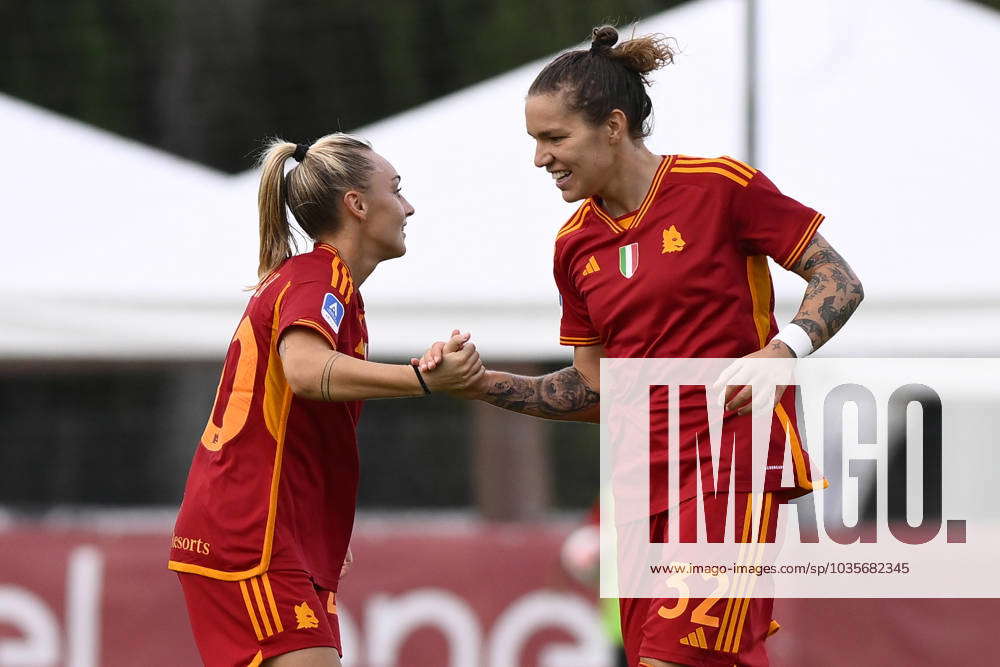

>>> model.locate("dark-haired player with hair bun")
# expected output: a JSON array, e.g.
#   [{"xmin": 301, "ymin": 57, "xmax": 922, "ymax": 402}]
[{"xmin": 420, "ymin": 24, "xmax": 863, "ymax": 667}]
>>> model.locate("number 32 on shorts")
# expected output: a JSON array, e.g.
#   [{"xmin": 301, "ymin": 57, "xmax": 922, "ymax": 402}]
[{"xmin": 657, "ymin": 562, "xmax": 729, "ymax": 628}]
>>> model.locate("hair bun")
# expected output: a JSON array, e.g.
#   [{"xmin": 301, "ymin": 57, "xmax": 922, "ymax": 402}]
[{"xmin": 590, "ymin": 25, "xmax": 619, "ymax": 52}]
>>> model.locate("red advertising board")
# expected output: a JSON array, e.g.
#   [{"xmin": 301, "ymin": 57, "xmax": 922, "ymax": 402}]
[
  {"xmin": 0, "ymin": 518, "xmax": 605, "ymax": 667},
  {"xmin": 1, "ymin": 518, "xmax": 997, "ymax": 666}
]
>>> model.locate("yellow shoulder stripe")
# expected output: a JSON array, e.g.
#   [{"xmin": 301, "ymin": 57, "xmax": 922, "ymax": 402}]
[
  {"xmin": 559, "ymin": 335, "xmax": 601, "ymax": 346},
  {"xmin": 721, "ymin": 155, "xmax": 757, "ymax": 176},
  {"xmin": 675, "ymin": 155, "xmax": 757, "ymax": 179},
  {"xmin": 555, "ymin": 203, "xmax": 589, "ymax": 241},
  {"xmin": 783, "ymin": 213, "xmax": 825, "ymax": 268},
  {"xmin": 677, "ymin": 155, "xmax": 757, "ymax": 178},
  {"xmin": 671, "ymin": 166, "xmax": 750, "ymax": 187}
]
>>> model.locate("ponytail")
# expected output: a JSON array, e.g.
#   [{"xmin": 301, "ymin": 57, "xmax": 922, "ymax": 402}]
[
  {"xmin": 257, "ymin": 142, "xmax": 298, "ymax": 279},
  {"xmin": 254, "ymin": 133, "xmax": 374, "ymax": 280}
]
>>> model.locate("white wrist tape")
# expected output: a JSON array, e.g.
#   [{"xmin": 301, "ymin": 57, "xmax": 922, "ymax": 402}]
[{"xmin": 772, "ymin": 322, "xmax": 813, "ymax": 358}]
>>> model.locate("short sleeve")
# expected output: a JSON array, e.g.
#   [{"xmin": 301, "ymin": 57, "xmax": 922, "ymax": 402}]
[
  {"xmin": 553, "ymin": 253, "xmax": 601, "ymax": 347},
  {"xmin": 277, "ymin": 280, "xmax": 345, "ymax": 349},
  {"xmin": 732, "ymin": 170, "xmax": 825, "ymax": 269}
]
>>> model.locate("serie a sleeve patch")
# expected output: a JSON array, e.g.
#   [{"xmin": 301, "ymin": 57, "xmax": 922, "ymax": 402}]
[{"xmin": 321, "ymin": 293, "xmax": 346, "ymax": 333}]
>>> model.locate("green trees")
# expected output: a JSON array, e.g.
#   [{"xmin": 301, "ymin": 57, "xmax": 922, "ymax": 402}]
[{"xmin": 0, "ymin": 0, "xmax": 668, "ymax": 172}]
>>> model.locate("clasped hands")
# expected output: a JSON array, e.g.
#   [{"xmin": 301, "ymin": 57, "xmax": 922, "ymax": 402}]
[{"xmin": 410, "ymin": 330, "xmax": 488, "ymax": 398}]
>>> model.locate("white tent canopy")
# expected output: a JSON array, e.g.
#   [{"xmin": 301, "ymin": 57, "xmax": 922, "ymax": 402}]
[{"xmin": 3, "ymin": 0, "xmax": 999, "ymax": 360}]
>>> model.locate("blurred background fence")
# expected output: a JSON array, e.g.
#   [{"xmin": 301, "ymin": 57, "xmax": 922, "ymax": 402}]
[{"xmin": 0, "ymin": 0, "xmax": 669, "ymax": 516}]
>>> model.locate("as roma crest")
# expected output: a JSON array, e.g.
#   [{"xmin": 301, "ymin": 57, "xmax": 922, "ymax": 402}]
[
  {"xmin": 618, "ymin": 243, "xmax": 639, "ymax": 279},
  {"xmin": 661, "ymin": 225, "xmax": 686, "ymax": 253}
]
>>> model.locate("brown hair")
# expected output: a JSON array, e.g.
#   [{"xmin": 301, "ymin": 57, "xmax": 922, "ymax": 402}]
[
  {"xmin": 528, "ymin": 25, "xmax": 676, "ymax": 139},
  {"xmin": 256, "ymin": 133, "xmax": 374, "ymax": 279}
]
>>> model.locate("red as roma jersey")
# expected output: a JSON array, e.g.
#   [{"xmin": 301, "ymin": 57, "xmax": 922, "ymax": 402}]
[
  {"xmin": 169, "ymin": 242, "xmax": 368, "ymax": 591},
  {"xmin": 554, "ymin": 156, "xmax": 826, "ymax": 513}
]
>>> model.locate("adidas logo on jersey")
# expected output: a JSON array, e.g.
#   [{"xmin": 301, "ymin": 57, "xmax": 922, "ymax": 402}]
[
  {"xmin": 582, "ymin": 256, "xmax": 601, "ymax": 275},
  {"xmin": 679, "ymin": 626, "xmax": 710, "ymax": 649}
]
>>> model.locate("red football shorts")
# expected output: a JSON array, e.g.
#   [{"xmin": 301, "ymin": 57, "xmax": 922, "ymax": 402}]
[
  {"xmin": 619, "ymin": 492, "xmax": 783, "ymax": 667},
  {"xmin": 177, "ymin": 569, "xmax": 342, "ymax": 667}
]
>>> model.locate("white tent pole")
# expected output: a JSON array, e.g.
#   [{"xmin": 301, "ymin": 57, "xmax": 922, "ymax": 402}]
[{"xmin": 746, "ymin": 0, "xmax": 759, "ymax": 165}]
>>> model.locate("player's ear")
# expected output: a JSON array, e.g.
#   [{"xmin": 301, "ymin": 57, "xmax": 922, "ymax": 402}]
[
  {"xmin": 342, "ymin": 190, "xmax": 366, "ymax": 220},
  {"xmin": 606, "ymin": 109, "xmax": 628, "ymax": 145}
]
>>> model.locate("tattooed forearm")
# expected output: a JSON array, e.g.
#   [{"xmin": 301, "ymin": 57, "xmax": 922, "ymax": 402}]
[
  {"xmin": 801, "ymin": 247, "xmax": 846, "ymax": 273},
  {"xmin": 791, "ymin": 316, "xmax": 824, "ymax": 341},
  {"xmin": 790, "ymin": 233, "xmax": 864, "ymax": 351},
  {"xmin": 818, "ymin": 295, "xmax": 853, "ymax": 337},
  {"xmin": 827, "ymin": 266, "xmax": 851, "ymax": 293},
  {"xmin": 483, "ymin": 366, "xmax": 599, "ymax": 420},
  {"xmin": 802, "ymin": 271, "xmax": 829, "ymax": 302}
]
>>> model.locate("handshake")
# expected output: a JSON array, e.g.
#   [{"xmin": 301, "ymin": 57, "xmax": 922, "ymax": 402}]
[{"xmin": 409, "ymin": 329, "xmax": 488, "ymax": 398}]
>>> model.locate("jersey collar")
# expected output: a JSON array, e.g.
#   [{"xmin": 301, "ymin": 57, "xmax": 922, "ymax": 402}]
[
  {"xmin": 315, "ymin": 242, "xmax": 359, "ymax": 304},
  {"xmin": 315, "ymin": 241, "xmax": 341, "ymax": 256},
  {"xmin": 315, "ymin": 242, "xmax": 351, "ymax": 273},
  {"xmin": 589, "ymin": 155, "xmax": 675, "ymax": 234}
]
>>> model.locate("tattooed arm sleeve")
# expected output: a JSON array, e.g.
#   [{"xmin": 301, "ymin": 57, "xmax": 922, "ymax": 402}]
[
  {"xmin": 477, "ymin": 345, "xmax": 602, "ymax": 422},
  {"xmin": 479, "ymin": 367, "xmax": 600, "ymax": 422},
  {"xmin": 788, "ymin": 232, "xmax": 864, "ymax": 352}
]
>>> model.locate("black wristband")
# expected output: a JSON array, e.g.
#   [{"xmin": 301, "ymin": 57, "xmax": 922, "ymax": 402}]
[{"xmin": 411, "ymin": 363, "xmax": 431, "ymax": 395}]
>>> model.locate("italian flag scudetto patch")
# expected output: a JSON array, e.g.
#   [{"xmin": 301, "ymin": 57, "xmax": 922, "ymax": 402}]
[{"xmin": 619, "ymin": 242, "xmax": 639, "ymax": 278}]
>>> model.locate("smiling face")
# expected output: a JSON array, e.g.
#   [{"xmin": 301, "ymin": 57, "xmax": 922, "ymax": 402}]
[
  {"xmin": 525, "ymin": 91, "xmax": 618, "ymax": 202},
  {"xmin": 356, "ymin": 151, "xmax": 415, "ymax": 261}
]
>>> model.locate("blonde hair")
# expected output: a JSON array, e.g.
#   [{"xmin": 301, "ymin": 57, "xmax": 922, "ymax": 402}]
[{"xmin": 256, "ymin": 133, "xmax": 374, "ymax": 279}]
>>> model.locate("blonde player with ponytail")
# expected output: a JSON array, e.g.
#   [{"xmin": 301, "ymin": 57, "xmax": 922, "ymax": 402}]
[{"xmin": 169, "ymin": 134, "xmax": 480, "ymax": 667}]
